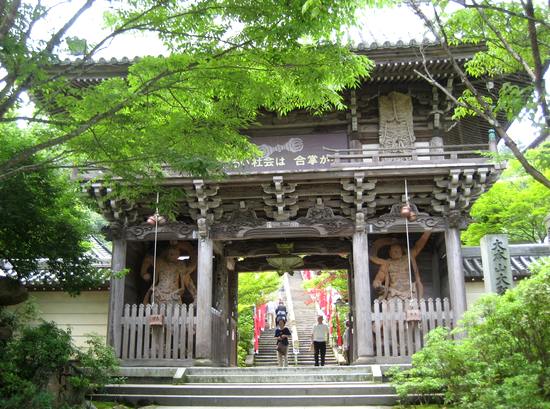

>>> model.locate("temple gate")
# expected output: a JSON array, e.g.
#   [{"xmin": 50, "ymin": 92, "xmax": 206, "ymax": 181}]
[{"xmin": 82, "ymin": 42, "xmax": 505, "ymax": 366}]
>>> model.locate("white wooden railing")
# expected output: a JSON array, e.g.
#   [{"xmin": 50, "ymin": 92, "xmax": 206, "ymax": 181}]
[
  {"xmin": 117, "ymin": 303, "xmax": 195, "ymax": 363},
  {"xmin": 283, "ymin": 273, "xmax": 300, "ymax": 358},
  {"xmin": 327, "ymin": 143, "xmax": 496, "ymax": 165},
  {"xmin": 372, "ymin": 297, "xmax": 453, "ymax": 359}
]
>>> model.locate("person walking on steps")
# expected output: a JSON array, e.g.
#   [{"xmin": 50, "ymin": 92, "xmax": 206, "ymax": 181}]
[
  {"xmin": 266, "ymin": 300, "xmax": 277, "ymax": 329},
  {"xmin": 275, "ymin": 300, "xmax": 287, "ymax": 324},
  {"xmin": 311, "ymin": 315, "xmax": 329, "ymax": 367},
  {"xmin": 275, "ymin": 319, "xmax": 291, "ymax": 367},
  {"xmin": 343, "ymin": 320, "xmax": 351, "ymax": 365}
]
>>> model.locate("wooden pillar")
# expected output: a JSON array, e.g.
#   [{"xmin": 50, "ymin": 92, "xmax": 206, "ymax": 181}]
[
  {"xmin": 227, "ymin": 260, "xmax": 238, "ymax": 366},
  {"xmin": 445, "ymin": 227, "xmax": 467, "ymax": 322},
  {"xmin": 107, "ymin": 238, "xmax": 126, "ymax": 354},
  {"xmin": 196, "ymin": 228, "xmax": 213, "ymax": 360},
  {"xmin": 227, "ymin": 258, "xmax": 238, "ymax": 321},
  {"xmin": 352, "ymin": 229, "xmax": 374, "ymax": 362}
]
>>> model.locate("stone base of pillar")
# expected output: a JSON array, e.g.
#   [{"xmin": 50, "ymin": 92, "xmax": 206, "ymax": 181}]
[
  {"xmin": 193, "ymin": 358, "xmax": 216, "ymax": 367},
  {"xmin": 353, "ymin": 356, "xmax": 378, "ymax": 365}
]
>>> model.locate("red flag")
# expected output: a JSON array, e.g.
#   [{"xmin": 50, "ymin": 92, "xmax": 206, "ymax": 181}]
[
  {"xmin": 253, "ymin": 306, "xmax": 259, "ymax": 353},
  {"xmin": 336, "ymin": 308, "xmax": 343, "ymax": 346},
  {"xmin": 327, "ymin": 290, "xmax": 333, "ymax": 334}
]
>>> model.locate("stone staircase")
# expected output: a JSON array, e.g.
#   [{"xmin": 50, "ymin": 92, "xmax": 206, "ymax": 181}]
[
  {"xmin": 254, "ymin": 273, "xmax": 338, "ymax": 367},
  {"xmin": 90, "ymin": 366, "xmax": 399, "ymax": 406}
]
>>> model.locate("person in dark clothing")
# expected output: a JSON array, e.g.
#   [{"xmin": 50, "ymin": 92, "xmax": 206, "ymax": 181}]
[
  {"xmin": 274, "ymin": 319, "xmax": 291, "ymax": 367},
  {"xmin": 275, "ymin": 300, "xmax": 287, "ymax": 324}
]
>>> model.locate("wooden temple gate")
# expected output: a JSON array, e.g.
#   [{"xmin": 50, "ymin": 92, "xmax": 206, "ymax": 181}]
[{"xmin": 82, "ymin": 43, "xmax": 507, "ymax": 366}]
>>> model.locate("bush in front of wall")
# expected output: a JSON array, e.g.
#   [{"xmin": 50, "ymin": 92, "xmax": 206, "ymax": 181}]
[
  {"xmin": 390, "ymin": 258, "xmax": 550, "ymax": 409},
  {"xmin": 0, "ymin": 318, "xmax": 120, "ymax": 409}
]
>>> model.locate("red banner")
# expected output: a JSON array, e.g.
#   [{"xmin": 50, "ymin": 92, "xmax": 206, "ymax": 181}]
[{"xmin": 253, "ymin": 303, "xmax": 267, "ymax": 353}]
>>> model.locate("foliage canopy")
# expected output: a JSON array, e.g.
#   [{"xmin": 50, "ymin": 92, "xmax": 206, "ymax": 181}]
[
  {"xmin": 462, "ymin": 142, "xmax": 550, "ymax": 244},
  {"xmin": 0, "ymin": 0, "xmax": 377, "ymax": 189},
  {"xmin": 407, "ymin": 0, "xmax": 550, "ymax": 188},
  {"xmin": 0, "ymin": 123, "xmax": 104, "ymax": 295}
]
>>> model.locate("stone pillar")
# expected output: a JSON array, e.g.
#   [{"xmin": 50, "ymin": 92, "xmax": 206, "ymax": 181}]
[
  {"xmin": 107, "ymin": 238, "xmax": 126, "ymax": 354},
  {"xmin": 480, "ymin": 234, "xmax": 513, "ymax": 294},
  {"xmin": 195, "ymin": 220, "xmax": 213, "ymax": 361},
  {"xmin": 352, "ymin": 227, "xmax": 374, "ymax": 362},
  {"xmin": 445, "ymin": 227, "xmax": 467, "ymax": 321}
]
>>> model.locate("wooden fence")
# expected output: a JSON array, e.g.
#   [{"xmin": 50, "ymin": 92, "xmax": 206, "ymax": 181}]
[
  {"xmin": 372, "ymin": 297, "xmax": 453, "ymax": 360},
  {"xmin": 117, "ymin": 303, "xmax": 195, "ymax": 364}
]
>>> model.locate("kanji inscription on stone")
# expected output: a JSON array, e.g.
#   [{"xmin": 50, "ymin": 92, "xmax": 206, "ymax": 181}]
[{"xmin": 480, "ymin": 234, "xmax": 513, "ymax": 295}]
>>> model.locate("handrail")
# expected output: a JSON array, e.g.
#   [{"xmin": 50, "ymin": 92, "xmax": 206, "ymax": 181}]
[
  {"xmin": 325, "ymin": 142, "xmax": 497, "ymax": 165},
  {"xmin": 323, "ymin": 143, "xmax": 491, "ymax": 153},
  {"xmin": 283, "ymin": 273, "xmax": 300, "ymax": 363}
]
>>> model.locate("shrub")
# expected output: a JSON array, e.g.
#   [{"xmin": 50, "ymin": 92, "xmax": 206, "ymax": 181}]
[
  {"xmin": 0, "ymin": 319, "xmax": 119, "ymax": 409},
  {"xmin": 391, "ymin": 258, "xmax": 550, "ymax": 409}
]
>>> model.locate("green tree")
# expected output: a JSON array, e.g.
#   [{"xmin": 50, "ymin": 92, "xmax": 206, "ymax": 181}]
[
  {"xmin": 391, "ymin": 258, "xmax": 550, "ymax": 408},
  {"xmin": 406, "ymin": 0, "xmax": 550, "ymax": 188},
  {"xmin": 237, "ymin": 271, "xmax": 280, "ymax": 366},
  {"xmin": 0, "ymin": 123, "xmax": 104, "ymax": 302},
  {"xmin": 0, "ymin": 0, "xmax": 379, "ymax": 186},
  {"xmin": 462, "ymin": 142, "xmax": 550, "ymax": 244}
]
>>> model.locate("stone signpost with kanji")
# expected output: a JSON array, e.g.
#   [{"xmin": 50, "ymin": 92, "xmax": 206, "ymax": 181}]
[{"xmin": 480, "ymin": 234, "xmax": 514, "ymax": 295}]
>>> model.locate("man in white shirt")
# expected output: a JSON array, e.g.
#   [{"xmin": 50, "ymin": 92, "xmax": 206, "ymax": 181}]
[
  {"xmin": 311, "ymin": 315, "xmax": 330, "ymax": 366},
  {"xmin": 266, "ymin": 300, "xmax": 277, "ymax": 329}
]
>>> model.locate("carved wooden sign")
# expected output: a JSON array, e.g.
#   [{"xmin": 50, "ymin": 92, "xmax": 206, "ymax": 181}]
[
  {"xmin": 125, "ymin": 222, "xmax": 196, "ymax": 241},
  {"xmin": 227, "ymin": 132, "xmax": 348, "ymax": 173}
]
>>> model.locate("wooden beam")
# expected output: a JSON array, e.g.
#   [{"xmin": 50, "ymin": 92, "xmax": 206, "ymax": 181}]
[
  {"xmin": 224, "ymin": 239, "xmax": 351, "ymax": 257},
  {"xmin": 235, "ymin": 255, "xmax": 349, "ymax": 272}
]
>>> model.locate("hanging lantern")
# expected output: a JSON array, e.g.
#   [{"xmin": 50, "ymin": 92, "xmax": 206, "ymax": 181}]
[
  {"xmin": 147, "ymin": 214, "xmax": 166, "ymax": 225},
  {"xmin": 400, "ymin": 204, "xmax": 412, "ymax": 218}
]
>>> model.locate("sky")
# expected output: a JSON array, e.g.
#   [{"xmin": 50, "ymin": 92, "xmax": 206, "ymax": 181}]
[{"xmin": 27, "ymin": 1, "xmax": 545, "ymax": 147}]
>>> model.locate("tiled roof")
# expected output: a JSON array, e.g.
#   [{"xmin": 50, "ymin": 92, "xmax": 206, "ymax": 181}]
[
  {"xmin": 0, "ymin": 236, "xmax": 112, "ymax": 290},
  {"xmin": 462, "ymin": 244, "xmax": 550, "ymax": 279}
]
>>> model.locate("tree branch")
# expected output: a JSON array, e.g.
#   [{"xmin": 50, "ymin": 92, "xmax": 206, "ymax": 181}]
[
  {"xmin": 523, "ymin": 0, "xmax": 550, "ymax": 149},
  {"xmin": 407, "ymin": 0, "xmax": 550, "ymax": 189}
]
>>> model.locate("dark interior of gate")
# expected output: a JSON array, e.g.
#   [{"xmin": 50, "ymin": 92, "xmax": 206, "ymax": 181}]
[{"xmin": 88, "ymin": 43, "xmax": 510, "ymax": 366}]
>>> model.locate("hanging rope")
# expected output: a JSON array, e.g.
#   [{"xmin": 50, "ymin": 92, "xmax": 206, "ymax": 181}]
[
  {"xmin": 151, "ymin": 192, "xmax": 160, "ymax": 305},
  {"xmin": 404, "ymin": 179, "xmax": 414, "ymax": 301}
]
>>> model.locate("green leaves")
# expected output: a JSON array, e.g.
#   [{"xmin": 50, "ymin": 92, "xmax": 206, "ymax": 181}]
[
  {"xmin": 1, "ymin": 0, "xmax": 375, "ymax": 187},
  {"xmin": 462, "ymin": 142, "xmax": 550, "ymax": 245},
  {"xmin": 237, "ymin": 272, "xmax": 281, "ymax": 365},
  {"xmin": 391, "ymin": 264, "xmax": 550, "ymax": 408}
]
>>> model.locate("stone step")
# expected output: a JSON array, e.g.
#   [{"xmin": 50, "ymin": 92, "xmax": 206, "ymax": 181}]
[
  {"xmin": 98, "ymin": 382, "xmax": 392, "ymax": 396},
  {"xmin": 185, "ymin": 366, "xmax": 370, "ymax": 375},
  {"xmin": 91, "ymin": 383, "xmax": 398, "ymax": 406},
  {"xmin": 183, "ymin": 373, "xmax": 366, "ymax": 383},
  {"xmin": 92, "ymin": 392, "xmax": 398, "ymax": 406}
]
